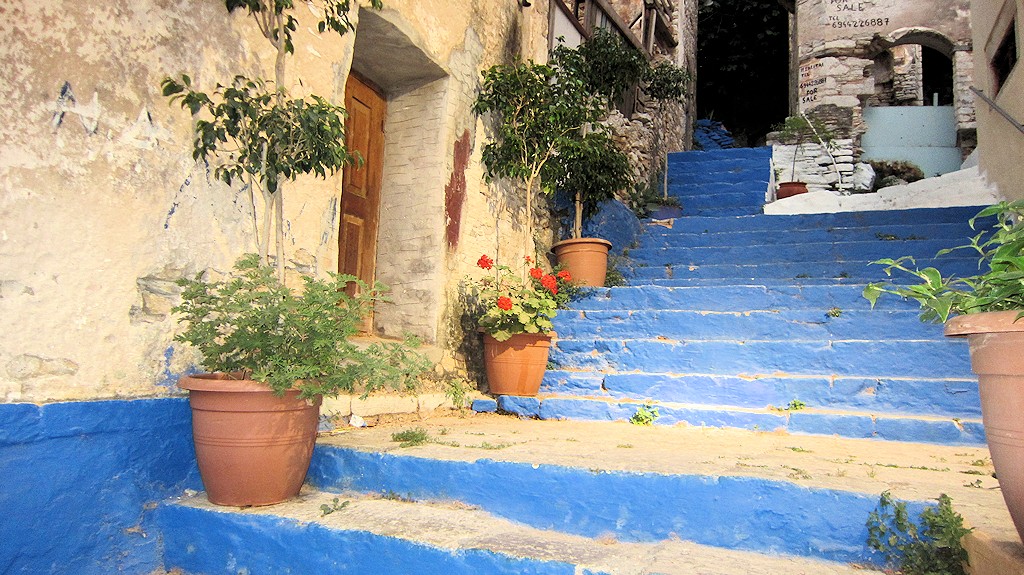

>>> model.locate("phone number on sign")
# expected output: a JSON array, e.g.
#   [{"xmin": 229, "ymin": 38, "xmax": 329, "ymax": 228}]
[{"xmin": 832, "ymin": 18, "xmax": 889, "ymax": 28}]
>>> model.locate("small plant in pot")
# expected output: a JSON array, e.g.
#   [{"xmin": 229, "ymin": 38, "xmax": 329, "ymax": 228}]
[
  {"xmin": 863, "ymin": 200, "xmax": 1024, "ymax": 544},
  {"xmin": 772, "ymin": 114, "xmax": 834, "ymax": 199},
  {"xmin": 174, "ymin": 255, "xmax": 429, "ymax": 506},
  {"xmin": 463, "ymin": 254, "xmax": 573, "ymax": 397}
]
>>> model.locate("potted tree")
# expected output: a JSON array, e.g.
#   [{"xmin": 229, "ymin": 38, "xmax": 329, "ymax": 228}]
[
  {"xmin": 864, "ymin": 200, "xmax": 1024, "ymax": 544},
  {"xmin": 174, "ymin": 255, "xmax": 428, "ymax": 506},
  {"xmin": 161, "ymin": 0, "xmax": 431, "ymax": 507},
  {"xmin": 465, "ymin": 254, "xmax": 573, "ymax": 396},
  {"xmin": 771, "ymin": 114, "xmax": 834, "ymax": 199},
  {"xmin": 548, "ymin": 30, "xmax": 689, "ymax": 286}
]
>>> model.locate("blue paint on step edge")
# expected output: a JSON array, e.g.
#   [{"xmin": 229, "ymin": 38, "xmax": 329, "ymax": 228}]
[
  {"xmin": 0, "ymin": 398, "xmax": 200, "ymax": 575},
  {"xmin": 157, "ymin": 503, "xmax": 609, "ymax": 575},
  {"xmin": 309, "ymin": 444, "xmax": 925, "ymax": 566}
]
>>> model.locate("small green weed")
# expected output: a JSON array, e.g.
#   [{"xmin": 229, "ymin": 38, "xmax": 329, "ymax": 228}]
[
  {"xmin": 391, "ymin": 427, "xmax": 430, "ymax": 447},
  {"xmin": 866, "ymin": 491, "xmax": 971, "ymax": 575},
  {"xmin": 826, "ymin": 307, "xmax": 842, "ymax": 318},
  {"xmin": 629, "ymin": 402, "xmax": 660, "ymax": 425},
  {"xmin": 617, "ymin": 443, "xmax": 634, "ymax": 448},
  {"xmin": 787, "ymin": 446, "xmax": 812, "ymax": 453},
  {"xmin": 319, "ymin": 497, "xmax": 349, "ymax": 516},
  {"xmin": 787, "ymin": 399, "xmax": 807, "ymax": 411},
  {"xmin": 876, "ymin": 232, "xmax": 900, "ymax": 241}
]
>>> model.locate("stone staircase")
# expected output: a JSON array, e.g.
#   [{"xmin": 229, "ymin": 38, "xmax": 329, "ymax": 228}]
[
  {"xmin": 150, "ymin": 147, "xmax": 1021, "ymax": 574},
  {"xmin": 492, "ymin": 147, "xmax": 988, "ymax": 447}
]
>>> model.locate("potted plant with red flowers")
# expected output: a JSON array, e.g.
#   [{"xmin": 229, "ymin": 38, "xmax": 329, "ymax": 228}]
[
  {"xmin": 465, "ymin": 254, "xmax": 573, "ymax": 396},
  {"xmin": 864, "ymin": 200, "xmax": 1024, "ymax": 544}
]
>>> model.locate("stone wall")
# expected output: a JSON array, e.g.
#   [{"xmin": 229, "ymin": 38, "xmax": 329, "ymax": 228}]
[{"xmin": 0, "ymin": 0, "xmax": 555, "ymax": 402}]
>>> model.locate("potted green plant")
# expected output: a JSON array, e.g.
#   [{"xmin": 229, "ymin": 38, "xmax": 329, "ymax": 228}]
[
  {"xmin": 162, "ymin": 0, "xmax": 420, "ymax": 507},
  {"xmin": 772, "ymin": 114, "xmax": 834, "ymax": 198},
  {"xmin": 472, "ymin": 55, "xmax": 602, "ymax": 269},
  {"xmin": 863, "ymin": 200, "xmax": 1024, "ymax": 544},
  {"xmin": 464, "ymin": 254, "xmax": 573, "ymax": 396},
  {"xmin": 174, "ymin": 255, "xmax": 429, "ymax": 506},
  {"xmin": 548, "ymin": 30, "xmax": 689, "ymax": 285}
]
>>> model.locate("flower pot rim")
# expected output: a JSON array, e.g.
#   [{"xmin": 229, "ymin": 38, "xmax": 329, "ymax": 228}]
[
  {"xmin": 945, "ymin": 310, "xmax": 1024, "ymax": 337},
  {"xmin": 179, "ymin": 372, "xmax": 300, "ymax": 393},
  {"xmin": 551, "ymin": 237, "xmax": 612, "ymax": 250},
  {"xmin": 478, "ymin": 329, "xmax": 557, "ymax": 340}
]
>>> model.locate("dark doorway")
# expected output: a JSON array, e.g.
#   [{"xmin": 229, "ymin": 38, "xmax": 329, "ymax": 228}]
[
  {"xmin": 921, "ymin": 45, "xmax": 954, "ymax": 106},
  {"xmin": 696, "ymin": 0, "xmax": 791, "ymax": 147}
]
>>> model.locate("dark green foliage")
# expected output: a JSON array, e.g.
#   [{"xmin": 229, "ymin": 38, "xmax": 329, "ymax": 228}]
[
  {"xmin": 864, "ymin": 201, "xmax": 1024, "ymax": 323},
  {"xmin": 162, "ymin": 75, "xmax": 354, "ymax": 196},
  {"xmin": 643, "ymin": 60, "xmax": 691, "ymax": 102},
  {"xmin": 866, "ymin": 491, "xmax": 971, "ymax": 575},
  {"xmin": 391, "ymin": 427, "xmax": 430, "ymax": 447},
  {"xmin": 173, "ymin": 254, "xmax": 430, "ymax": 399},
  {"xmin": 544, "ymin": 130, "xmax": 635, "ymax": 220},
  {"xmin": 557, "ymin": 28, "xmax": 648, "ymax": 105}
]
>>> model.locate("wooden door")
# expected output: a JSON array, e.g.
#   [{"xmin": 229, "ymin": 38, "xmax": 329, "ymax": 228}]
[{"xmin": 340, "ymin": 74, "xmax": 386, "ymax": 298}]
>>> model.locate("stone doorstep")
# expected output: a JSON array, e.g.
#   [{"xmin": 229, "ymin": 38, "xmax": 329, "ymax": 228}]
[
  {"xmin": 163, "ymin": 489, "xmax": 882, "ymax": 575},
  {"xmin": 313, "ymin": 414, "xmax": 1018, "ymax": 563},
  {"xmin": 964, "ymin": 530, "xmax": 1024, "ymax": 575}
]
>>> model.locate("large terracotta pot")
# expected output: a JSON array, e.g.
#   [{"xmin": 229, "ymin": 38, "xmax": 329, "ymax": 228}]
[
  {"xmin": 178, "ymin": 373, "xmax": 322, "ymax": 507},
  {"xmin": 777, "ymin": 181, "xmax": 808, "ymax": 199},
  {"xmin": 552, "ymin": 237, "xmax": 612, "ymax": 287},
  {"xmin": 482, "ymin": 332, "xmax": 552, "ymax": 396},
  {"xmin": 946, "ymin": 311, "xmax": 1024, "ymax": 543}
]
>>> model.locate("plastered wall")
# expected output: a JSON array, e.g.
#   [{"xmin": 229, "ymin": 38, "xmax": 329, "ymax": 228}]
[
  {"xmin": 971, "ymin": 0, "xmax": 1024, "ymax": 201},
  {"xmin": 0, "ymin": 0, "xmax": 555, "ymax": 402}
]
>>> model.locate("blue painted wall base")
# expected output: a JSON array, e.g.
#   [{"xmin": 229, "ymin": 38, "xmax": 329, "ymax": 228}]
[{"xmin": 0, "ymin": 399, "xmax": 199, "ymax": 575}]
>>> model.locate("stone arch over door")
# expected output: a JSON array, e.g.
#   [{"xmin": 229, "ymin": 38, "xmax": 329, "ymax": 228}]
[
  {"xmin": 865, "ymin": 27, "xmax": 975, "ymax": 153},
  {"xmin": 347, "ymin": 8, "xmax": 449, "ymax": 342}
]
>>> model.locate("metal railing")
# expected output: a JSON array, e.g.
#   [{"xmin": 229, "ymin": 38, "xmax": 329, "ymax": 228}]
[{"xmin": 971, "ymin": 86, "xmax": 1024, "ymax": 136}]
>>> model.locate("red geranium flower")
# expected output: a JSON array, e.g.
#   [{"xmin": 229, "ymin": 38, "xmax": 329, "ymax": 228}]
[
  {"xmin": 524, "ymin": 256, "xmax": 533, "ymax": 263},
  {"xmin": 541, "ymin": 274, "xmax": 557, "ymax": 294},
  {"xmin": 496, "ymin": 296, "xmax": 513, "ymax": 311},
  {"xmin": 557, "ymin": 270, "xmax": 571, "ymax": 281},
  {"xmin": 477, "ymin": 254, "xmax": 494, "ymax": 270},
  {"xmin": 529, "ymin": 267, "xmax": 543, "ymax": 279}
]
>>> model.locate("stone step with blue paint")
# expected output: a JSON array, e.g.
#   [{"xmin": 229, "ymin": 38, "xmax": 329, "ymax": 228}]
[
  {"xmin": 640, "ymin": 222, "xmax": 978, "ymax": 249},
  {"xmin": 628, "ymin": 239, "xmax": 963, "ymax": 267},
  {"xmin": 542, "ymin": 370, "xmax": 980, "ymax": 420},
  {"xmin": 550, "ymin": 337, "xmax": 971, "ymax": 379},
  {"xmin": 555, "ymin": 309, "xmax": 949, "ymax": 341},
  {"xmin": 668, "ymin": 181, "xmax": 768, "ymax": 200},
  {"xmin": 570, "ymin": 284, "xmax": 925, "ymax": 312},
  {"xmin": 625, "ymin": 256, "xmax": 979, "ymax": 282}
]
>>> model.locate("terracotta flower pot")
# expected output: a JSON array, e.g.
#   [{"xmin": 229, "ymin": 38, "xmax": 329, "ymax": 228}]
[
  {"xmin": 552, "ymin": 237, "xmax": 612, "ymax": 287},
  {"xmin": 946, "ymin": 311, "xmax": 1024, "ymax": 543},
  {"xmin": 178, "ymin": 373, "xmax": 322, "ymax": 507},
  {"xmin": 777, "ymin": 181, "xmax": 808, "ymax": 199},
  {"xmin": 482, "ymin": 332, "xmax": 552, "ymax": 396}
]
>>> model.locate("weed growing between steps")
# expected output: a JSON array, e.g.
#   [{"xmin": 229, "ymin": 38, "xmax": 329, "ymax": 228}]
[
  {"xmin": 629, "ymin": 402, "xmax": 660, "ymax": 425},
  {"xmin": 390, "ymin": 427, "xmax": 513, "ymax": 450},
  {"xmin": 866, "ymin": 491, "xmax": 971, "ymax": 575}
]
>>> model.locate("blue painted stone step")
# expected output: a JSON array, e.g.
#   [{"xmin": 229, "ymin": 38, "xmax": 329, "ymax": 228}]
[
  {"xmin": 307, "ymin": 443, "xmax": 896, "ymax": 566},
  {"xmin": 157, "ymin": 495, "xmax": 612, "ymax": 575},
  {"xmin": 640, "ymin": 222, "xmax": 979, "ymax": 249},
  {"xmin": 668, "ymin": 181, "xmax": 768, "ymax": 198},
  {"xmin": 654, "ymin": 206, "xmax": 989, "ymax": 234},
  {"xmin": 628, "ymin": 239, "xmax": 962, "ymax": 266},
  {"xmin": 668, "ymin": 146, "xmax": 773, "ymax": 163},
  {"xmin": 571, "ymin": 284, "xmax": 924, "ymax": 312},
  {"xmin": 542, "ymin": 370, "xmax": 980, "ymax": 419},
  {"xmin": 550, "ymin": 338, "xmax": 972, "ymax": 379},
  {"xmin": 626, "ymin": 256, "xmax": 980, "ymax": 281},
  {"xmin": 500, "ymin": 395, "xmax": 984, "ymax": 445},
  {"xmin": 554, "ymin": 309, "xmax": 950, "ymax": 341}
]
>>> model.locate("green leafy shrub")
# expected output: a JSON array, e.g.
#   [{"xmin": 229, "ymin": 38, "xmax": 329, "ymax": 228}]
[
  {"xmin": 863, "ymin": 201, "xmax": 1023, "ymax": 322},
  {"xmin": 866, "ymin": 491, "xmax": 971, "ymax": 575},
  {"xmin": 174, "ymin": 254, "xmax": 430, "ymax": 398}
]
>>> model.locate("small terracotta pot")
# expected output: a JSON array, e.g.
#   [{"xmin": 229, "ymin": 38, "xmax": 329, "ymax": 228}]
[
  {"xmin": 946, "ymin": 311, "xmax": 1024, "ymax": 543},
  {"xmin": 482, "ymin": 332, "xmax": 552, "ymax": 396},
  {"xmin": 552, "ymin": 237, "xmax": 613, "ymax": 287},
  {"xmin": 777, "ymin": 181, "xmax": 808, "ymax": 199},
  {"xmin": 179, "ymin": 373, "xmax": 322, "ymax": 507}
]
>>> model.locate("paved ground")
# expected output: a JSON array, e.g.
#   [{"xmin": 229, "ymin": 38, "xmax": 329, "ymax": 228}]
[{"xmin": 320, "ymin": 409, "xmax": 1021, "ymax": 559}]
